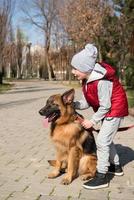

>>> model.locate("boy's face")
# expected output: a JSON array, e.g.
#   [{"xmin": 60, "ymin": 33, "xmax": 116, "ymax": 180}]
[{"xmin": 72, "ymin": 68, "xmax": 88, "ymax": 80}]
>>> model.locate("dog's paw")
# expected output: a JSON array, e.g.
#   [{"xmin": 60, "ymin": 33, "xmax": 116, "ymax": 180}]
[
  {"xmin": 80, "ymin": 174, "xmax": 93, "ymax": 181},
  {"xmin": 48, "ymin": 172, "xmax": 59, "ymax": 179},
  {"xmin": 61, "ymin": 176, "xmax": 72, "ymax": 185}
]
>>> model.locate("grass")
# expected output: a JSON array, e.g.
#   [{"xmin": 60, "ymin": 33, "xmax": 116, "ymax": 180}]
[
  {"xmin": 61, "ymin": 80, "xmax": 81, "ymax": 89},
  {"xmin": 0, "ymin": 83, "xmax": 13, "ymax": 93},
  {"xmin": 126, "ymin": 89, "xmax": 134, "ymax": 108}
]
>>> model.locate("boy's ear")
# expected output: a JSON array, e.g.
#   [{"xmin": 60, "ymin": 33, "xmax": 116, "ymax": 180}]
[{"xmin": 62, "ymin": 89, "xmax": 75, "ymax": 105}]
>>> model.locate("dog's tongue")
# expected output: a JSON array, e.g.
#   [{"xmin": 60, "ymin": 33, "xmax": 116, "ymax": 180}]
[{"xmin": 42, "ymin": 117, "xmax": 49, "ymax": 128}]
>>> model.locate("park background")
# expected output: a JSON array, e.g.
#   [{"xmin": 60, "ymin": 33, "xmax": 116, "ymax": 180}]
[
  {"xmin": 0, "ymin": 1, "xmax": 134, "ymax": 199},
  {"xmin": 0, "ymin": 0, "xmax": 134, "ymax": 113}
]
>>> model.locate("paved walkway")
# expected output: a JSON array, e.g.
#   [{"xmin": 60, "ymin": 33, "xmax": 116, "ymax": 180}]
[{"xmin": 0, "ymin": 80, "xmax": 134, "ymax": 200}]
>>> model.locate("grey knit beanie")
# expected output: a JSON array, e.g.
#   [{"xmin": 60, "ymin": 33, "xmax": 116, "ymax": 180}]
[{"xmin": 71, "ymin": 43, "xmax": 98, "ymax": 73}]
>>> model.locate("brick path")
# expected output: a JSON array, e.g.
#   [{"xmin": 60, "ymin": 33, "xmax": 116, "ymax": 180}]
[{"xmin": 0, "ymin": 80, "xmax": 134, "ymax": 200}]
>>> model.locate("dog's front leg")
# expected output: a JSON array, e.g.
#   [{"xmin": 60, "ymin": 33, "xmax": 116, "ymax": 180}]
[
  {"xmin": 61, "ymin": 146, "xmax": 80, "ymax": 185},
  {"xmin": 48, "ymin": 159, "xmax": 62, "ymax": 178}
]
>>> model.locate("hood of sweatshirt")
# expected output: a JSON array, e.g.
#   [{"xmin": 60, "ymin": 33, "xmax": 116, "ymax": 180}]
[{"xmin": 87, "ymin": 63, "xmax": 116, "ymax": 83}]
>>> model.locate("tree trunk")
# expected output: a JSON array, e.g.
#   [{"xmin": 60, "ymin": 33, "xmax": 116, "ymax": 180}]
[
  {"xmin": 0, "ymin": 58, "xmax": 3, "ymax": 84},
  {"xmin": 7, "ymin": 63, "xmax": 11, "ymax": 79},
  {"xmin": 17, "ymin": 64, "xmax": 22, "ymax": 79},
  {"xmin": 96, "ymin": 37, "xmax": 103, "ymax": 62},
  {"xmin": 46, "ymin": 56, "xmax": 52, "ymax": 80},
  {"xmin": 37, "ymin": 64, "xmax": 40, "ymax": 79},
  {"xmin": 118, "ymin": 52, "xmax": 126, "ymax": 83},
  {"xmin": 0, "ymin": 72, "xmax": 3, "ymax": 84},
  {"xmin": 45, "ymin": 49, "xmax": 52, "ymax": 81}
]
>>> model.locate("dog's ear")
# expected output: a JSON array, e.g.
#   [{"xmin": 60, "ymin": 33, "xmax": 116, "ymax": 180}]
[{"xmin": 62, "ymin": 88, "xmax": 75, "ymax": 104}]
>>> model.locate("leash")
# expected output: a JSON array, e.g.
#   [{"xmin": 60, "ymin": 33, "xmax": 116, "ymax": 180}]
[
  {"xmin": 75, "ymin": 114, "xmax": 134, "ymax": 132},
  {"xmin": 117, "ymin": 125, "xmax": 134, "ymax": 132}
]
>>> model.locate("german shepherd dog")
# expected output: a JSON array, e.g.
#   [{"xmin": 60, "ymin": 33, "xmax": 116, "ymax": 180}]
[{"xmin": 39, "ymin": 89, "xmax": 97, "ymax": 184}]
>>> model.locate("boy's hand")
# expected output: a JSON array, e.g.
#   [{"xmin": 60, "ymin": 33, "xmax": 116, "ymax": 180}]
[{"xmin": 81, "ymin": 119, "xmax": 94, "ymax": 129}]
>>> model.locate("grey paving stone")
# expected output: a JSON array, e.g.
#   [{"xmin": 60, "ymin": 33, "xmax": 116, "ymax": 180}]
[{"xmin": 0, "ymin": 80, "xmax": 134, "ymax": 200}]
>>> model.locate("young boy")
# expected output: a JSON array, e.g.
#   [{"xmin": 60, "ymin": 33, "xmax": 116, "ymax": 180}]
[{"xmin": 71, "ymin": 43, "xmax": 128, "ymax": 190}]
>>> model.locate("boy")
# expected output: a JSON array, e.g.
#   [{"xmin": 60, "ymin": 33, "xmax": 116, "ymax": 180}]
[{"xmin": 71, "ymin": 43, "xmax": 128, "ymax": 190}]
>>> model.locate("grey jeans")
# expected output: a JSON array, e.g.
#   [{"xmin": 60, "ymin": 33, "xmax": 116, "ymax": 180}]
[{"xmin": 96, "ymin": 117, "xmax": 122, "ymax": 174}]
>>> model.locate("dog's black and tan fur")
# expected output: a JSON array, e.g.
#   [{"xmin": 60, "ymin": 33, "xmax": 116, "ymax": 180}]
[{"xmin": 39, "ymin": 89, "xmax": 97, "ymax": 184}]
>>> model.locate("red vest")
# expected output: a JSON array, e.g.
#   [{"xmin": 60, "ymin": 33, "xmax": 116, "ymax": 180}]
[{"xmin": 82, "ymin": 62, "xmax": 128, "ymax": 117}]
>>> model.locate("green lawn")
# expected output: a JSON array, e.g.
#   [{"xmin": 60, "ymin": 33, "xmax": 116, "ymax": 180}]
[
  {"xmin": 126, "ymin": 89, "xmax": 134, "ymax": 108},
  {"xmin": 0, "ymin": 83, "xmax": 13, "ymax": 93}
]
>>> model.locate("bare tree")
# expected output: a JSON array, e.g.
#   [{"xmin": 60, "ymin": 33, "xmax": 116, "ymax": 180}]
[
  {"xmin": 3, "ymin": 41, "xmax": 17, "ymax": 79},
  {"xmin": 3, "ymin": 24, "xmax": 17, "ymax": 79},
  {"xmin": 21, "ymin": 42, "xmax": 32, "ymax": 78},
  {"xmin": 21, "ymin": 0, "xmax": 59, "ymax": 80},
  {"xmin": 16, "ymin": 27, "xmax": 25, "ymax": 79},
  {"xmin": 59, "ymin": 0, "xmax": 112, "ymax": 60},
  {"xmin": 0, "ymin": 0, "xmax": 16, "ymax": 84},
  {"xmin": 32, "ymin": 50, "xmax": 41, "ymax": 78}
]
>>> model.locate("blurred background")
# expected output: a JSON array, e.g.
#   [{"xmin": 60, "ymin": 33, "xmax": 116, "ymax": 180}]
[{"xmin": 0, "ymin": 0, "xmax": 134, "ymax": 109}]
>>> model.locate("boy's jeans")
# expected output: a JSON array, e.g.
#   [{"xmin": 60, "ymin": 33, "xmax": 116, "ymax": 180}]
[{"xmin": 96, "ymin": 117, "xmax": 122, "ymax": 174}]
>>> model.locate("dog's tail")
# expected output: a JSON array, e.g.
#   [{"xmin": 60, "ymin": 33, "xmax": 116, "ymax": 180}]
[{"xmin": 48, "ymin": 160, "xmax": 56, "ymax": 167}]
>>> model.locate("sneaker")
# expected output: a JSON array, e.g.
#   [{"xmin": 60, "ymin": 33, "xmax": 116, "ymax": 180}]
[
  {"xmin": 108, "ymin": 164, "xmax": 124, "ymax": 176},
  {"xmin": 83, "ymin": 172, "xmax": 109, "ymax": 190}
]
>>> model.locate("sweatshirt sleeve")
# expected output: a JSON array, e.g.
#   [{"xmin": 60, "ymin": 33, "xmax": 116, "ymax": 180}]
[
  {"xmin": 90, "ymin": 80, "xmax": 113, "ymax": 124},
  {"xmin": 74, "ymin": 93, "xmax": 90, "ymax": 110}
]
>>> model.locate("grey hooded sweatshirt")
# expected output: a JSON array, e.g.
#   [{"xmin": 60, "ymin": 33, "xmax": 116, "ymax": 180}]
[{"xmin": 74, "ymin": 63, "xmax": 113, "ymax": 125}]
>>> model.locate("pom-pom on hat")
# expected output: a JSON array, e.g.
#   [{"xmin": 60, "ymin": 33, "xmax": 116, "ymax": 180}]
[{"xmin": 71, "ymin": 44, "xmax": 98, "ymax": 73}]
